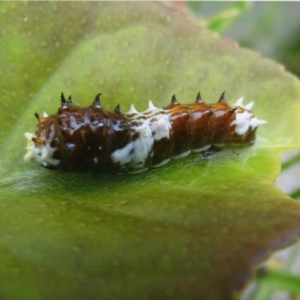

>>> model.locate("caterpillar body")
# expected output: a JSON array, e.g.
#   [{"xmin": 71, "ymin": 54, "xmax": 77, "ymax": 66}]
[{"xmin": 24, "ymin": 92, "xmax": 267, "ymax": 174}]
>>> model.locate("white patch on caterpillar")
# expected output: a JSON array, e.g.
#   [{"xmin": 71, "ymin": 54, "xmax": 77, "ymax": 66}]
[
  {"xmin": 232, "ymin": 110, "xmax": 254, "ymax": 135},
  {"xmin": 110, "ymin": 142, "xmax": 133, "ymax": 166},
  {"xmin": 144, "ymin": 101, "xmax": 172, "ymax": 141},
  {"xmin": 125, "ymin": 109, "xmax": 154, "ymax": 173},
  {"xmin": 232, "ymin": 98, "xmax": 267, "ymax": 135},
  {"xmin": 69, "ymin": 115, "xmax": 78, "ymax": 130},
  {"xmin": 59, "ymin": 114, "xmax": 105, "ymax": 136},
  {"xmin": 24, "ymin": 132, "xmax": 60, "ymax": 167}
]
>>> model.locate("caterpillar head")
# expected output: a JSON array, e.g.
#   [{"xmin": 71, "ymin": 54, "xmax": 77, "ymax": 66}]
[
  {"xmin": 24, "ymin": 112, "xmax": 61, "ymax": 168},
  {"xmin": 24, "ymin": 92, "xmax": 84, "ymax": 168}
]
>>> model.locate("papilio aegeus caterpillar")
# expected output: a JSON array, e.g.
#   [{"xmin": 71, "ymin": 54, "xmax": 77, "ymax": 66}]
[{"xmin": 24, "ymin": 92, "xmax": 267, "ymax": 174}]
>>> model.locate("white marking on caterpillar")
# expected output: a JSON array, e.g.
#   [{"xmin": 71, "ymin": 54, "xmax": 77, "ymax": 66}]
[{"xmin": 125, "ymin": 109, "xmax": 154, "ymax": 174}]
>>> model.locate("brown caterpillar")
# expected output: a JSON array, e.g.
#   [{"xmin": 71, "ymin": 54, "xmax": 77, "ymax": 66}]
[{"xmin": 24, "ymin": 92, "xmax": 267, "ymax": 174}]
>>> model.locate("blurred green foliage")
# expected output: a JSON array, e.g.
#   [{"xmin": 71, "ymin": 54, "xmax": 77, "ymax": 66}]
[{"xmin": 188, "ymin": 1, "xmax": 300, "ymax": 78}]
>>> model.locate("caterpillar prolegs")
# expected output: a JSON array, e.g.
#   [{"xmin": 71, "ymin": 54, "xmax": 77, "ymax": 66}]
[{"xmin": 24, "ymin": 92, "xmax": 267, "ymax": 174}]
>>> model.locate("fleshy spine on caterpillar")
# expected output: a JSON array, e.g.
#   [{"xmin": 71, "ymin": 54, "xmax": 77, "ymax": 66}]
[{"xmin": 24, "ymin": 92, "xmax": 267, "ymax": 174}]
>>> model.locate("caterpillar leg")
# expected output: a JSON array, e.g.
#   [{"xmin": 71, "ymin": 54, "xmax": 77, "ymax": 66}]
[{"xmin": 201, "ymin": 145, "xmax": 223, "ymax": 158}]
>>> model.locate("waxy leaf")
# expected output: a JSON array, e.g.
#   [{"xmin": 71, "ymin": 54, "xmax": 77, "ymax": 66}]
[{"xmin": 1, "ymin": 2, "xmax": 300, "ymax": 299}]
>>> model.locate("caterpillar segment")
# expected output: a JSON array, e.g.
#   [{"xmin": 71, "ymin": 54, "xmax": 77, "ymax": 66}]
[{"xmin": 24, "ymin": 92, "xmax": 267, "ymax": 173}]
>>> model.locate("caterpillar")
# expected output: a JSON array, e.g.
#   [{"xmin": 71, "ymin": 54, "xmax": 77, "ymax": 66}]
[{"xmin": 24, "ymin": 92, "xmax": 267, "ymax": 174}]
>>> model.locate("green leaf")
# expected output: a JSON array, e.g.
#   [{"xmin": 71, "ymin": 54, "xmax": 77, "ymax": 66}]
[
  {"xmin": 195, "ymin": 1, "xmax": 251, "ymax": 34},
  {"xmin": 282, "ymin": 152, "xmax": 300, "ymax": 171},
  {"xmin": 1, "ymin": 2, "xmax": 300, "ymax": 299},
  {"xmin": 254, "ymin": 268, "xmax": 300, "ymax": 299}
]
